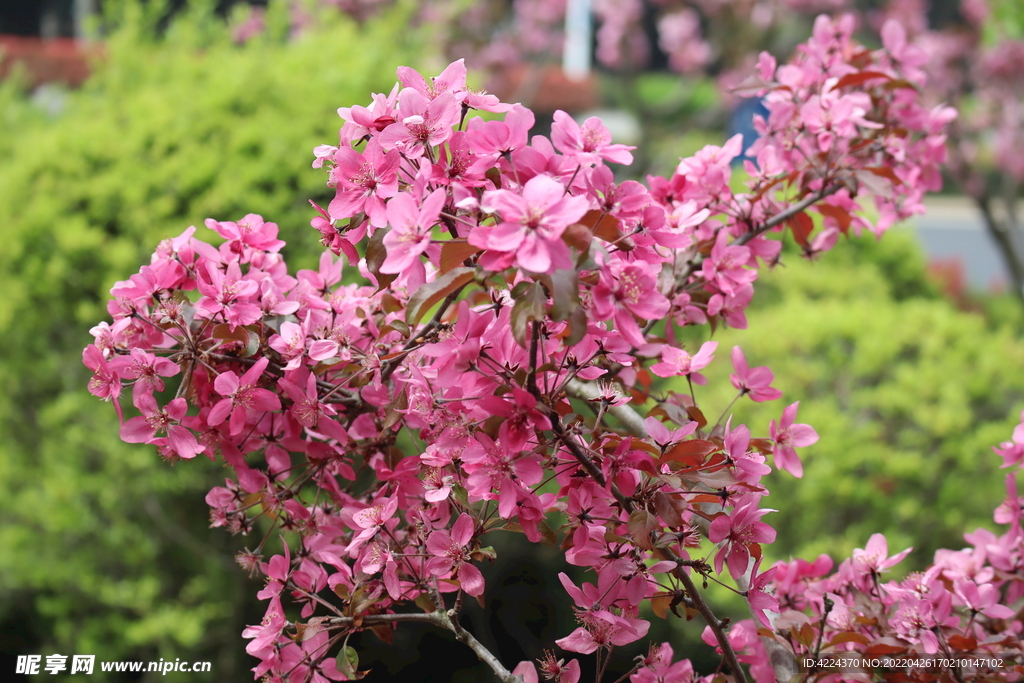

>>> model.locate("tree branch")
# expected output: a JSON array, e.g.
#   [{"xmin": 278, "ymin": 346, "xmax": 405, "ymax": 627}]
[
  {"xmin": 734, "ymin": 183, "xmax": 843, "ymax": 246},
  {"xmin": 665, "ymin": 552, "xmax": 748, "ymax": 683},
  {"xmin": 327, "ymin": 612, "xmax": 523, "ymax": 683}
]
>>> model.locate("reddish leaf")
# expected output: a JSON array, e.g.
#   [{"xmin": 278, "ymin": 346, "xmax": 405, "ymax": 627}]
[
  {"xmin": 663, "ymin": 439, "xmax": 718, "ymax": 464},
  {"xmin": 865, "ymin": 166, "xmax": 902, "ymax": 185},
  {"xmin": 651, "ymin": 594, "xmax": 673, "ymax": 619},
  {"xmin": 788, "ymin": 211, "xmax": 815, "ymax": 248},
  {"xmin": 630, "ymin": 439, "xmax": 661, "ymax": 457},
  {"xmin": 440, "ymin": 240, "xmax": 481, "ymax": 274},
  {"xmin": 510, "ymin": 281, "xmax": 547, "ymax": 347},
  {"xmin": 365, "ymin": 228, "xmax": 398, "ymax": 291},
  {"xmin": 816, "ymin": 203, "xmax": 853, "ymax": 235},
  {"xmin": 654, "ymin": 491, "xmax": 682, "ymax": 527},
  {"xmin": 369, "ymin": 623, "xmax": 393, "ymax": 645},
  {"xmin": 562, "ymin": 222, "xmax": 593, "ymax": 254},
  {"xmin": 212, "ymin": 323, "xmax": 250, "ymax": 344},
  {"xmin": 796, "ymin": 623, "xmax": 816, "ymax": 648},
  {"xmin": 864, "ymin": 642, "xmax": 908, "ymax": 655},
  {"xmin": 579, "ymin": 209, "xmax": 621, "ymax": 242},
  {"xmin": 946, "ymin": 635, "xmax": 977, "ymax": 651},
  {"xmin": 686, "ymin": 405, "xmax": 708, "ymax": 429},
  {"xmin": 688, "ymin": 493, "xmax": 723, "ymax": 504},
  {"xmin": 729, "ymin": 74, "xmax": 776, "ymax": 97},
  {"xmin": 834, "ymin": 70, "xmax": 892, "ymax": 89},
  {"xmin": 748, "ymin": 541, "xmax": 762, "ymax": 563},
  {"xmin": 549, "ymin": 268, "xmax": 579, "ymax": 321},
  {"xmin": 828, "ymin": 632, "xmax": 871, "ymax": 647}
]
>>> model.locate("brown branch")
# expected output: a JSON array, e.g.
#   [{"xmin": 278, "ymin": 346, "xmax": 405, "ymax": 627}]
[
  {"xmin": 734, "ymin": 183, "xmax": 843, "ymax": 246},
  {"xmin": 664, "ymin": 550, "xmax": 748, "ymax": 683},
  {"xmin": 329, "ymin": 611, "xmax": 522, "ymax": 682}
]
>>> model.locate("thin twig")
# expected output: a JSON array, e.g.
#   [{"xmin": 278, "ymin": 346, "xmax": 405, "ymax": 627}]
[{"xmin": 325, "ymin": 611, "xmax": 523, "ymax": 682}]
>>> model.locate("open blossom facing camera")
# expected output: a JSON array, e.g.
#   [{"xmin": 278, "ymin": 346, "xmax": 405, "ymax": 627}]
[{"xmin": 83, "ymin": 27, "xmax": 1024, "ymax": 683}]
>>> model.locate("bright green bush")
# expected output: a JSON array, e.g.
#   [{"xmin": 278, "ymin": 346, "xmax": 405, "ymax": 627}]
[
  {"xmin": 0, "ymin": 2, "xmax": 431, "ymax": 675},
  {"xmin": 673, "ymin": 229, "xmax": 1024, "ymax": 570}
]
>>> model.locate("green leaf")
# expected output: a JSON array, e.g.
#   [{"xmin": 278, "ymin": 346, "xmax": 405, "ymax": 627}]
[
  {"xmin": 405, "ymin": 267, "xmax": 475, "ymax": 325},
  {"xmin": 549, "ymin": 269, "xmax": 579, "ymax": 321},
  {"xmin": 365, "ymin": 228, "xmax": 398, "ymax": 292},
  {"xmin": 337, "ymin": 645, "xmax": 359, "ymax": 678},
  {"xmin": 510, "ymin": 281, "xmax": 546, "ymax": 347}
]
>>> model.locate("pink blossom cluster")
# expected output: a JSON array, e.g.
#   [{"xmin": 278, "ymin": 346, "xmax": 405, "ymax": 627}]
[
  {"xmin": 85, "ymin": 24, "xmax": 959, "ymax": 683},
  {"xmin": 892, "ymin": 0, "xmax": 1024, "ymax": 189},
  {"xmin": 711, "ymin": 414, "xmax": 1024, "ymax": 683}
]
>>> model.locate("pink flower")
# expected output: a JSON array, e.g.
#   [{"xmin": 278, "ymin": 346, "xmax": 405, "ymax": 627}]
[
  {"xmin": 649, "ymin": 341, "xmax": 717, "ymax": 382},
  {"xmin": 709, "ymin": 495, "xmax": 777, "ymax": 580},
  {"xmin": 337, "ymin": 82, "xmax": 399, "ymax": 143},
  {"xmin": 278, "ymin": 371, "xmax": 344, "ymax": 437},
  {"xmin": 397, "ymin": 59, "xmax": 468, "ymax": 101},
  {"xmin": 207, "ymin": 357, "xmax": 282, "ymax": 435},
  {"xmin": 513, "ymin": 655, "xmax": 581, "ymax": 683},
  {"xmin": 465, "ymin": 104, "xmax": 534, "ymax": 157},
  {"xmin": 643, "ymin": 416, "xmax": 697, "ymax": 452},
  {"xmin": 676, "ymin": 135, "xmax": 743, "ymax": 193},
  {"xmin": 551, "ymin": 110, "xmax": 635, "ymax": 165},
  {"xmin": 269, "ymin": 320, "xmax": 339, "ymax": 371},
  {"xmin": 426, "ymin": 513, "xmax": 485, "ymax": 596},
  {"xmin": 745, "ymin": 559, "xmax": 778, "ymax": 628},
  {"xmin": 120, "ymin": 395, "xmax": 202, "ymax": 459},
  {"xmin": 194, "ymin": 260, "xmax": 261, "ymax": 329},
  {"xmin": 555, "ymin": 574, "xmax": 650, "ymax": 654},
  {"xmin": 631, "ymin": 642, "xmax": 694, "ymax": 683},
  {"xmin": 328, "ymin": 139, "xmax": 400, "ymax": 228},
  {"xmin": 729, "ymin": 346, "xmax": 782, "ymax": 402},
  {"xmin": 380, "ymin": 189, "xmax": 446, "ymax": 273},
  {"xmin": 851, "ymin": 533, "xmax": 912, "ymax": 575},
  {"xmin": 590, "ymin": 260, "xmax": 670, "ymax": 347},
  {"xmin": 378, "ymin": 90, "xmax": 460, "ymax": 158},
  {"xmin": 358, "ymin": 542, "xmax": 402, "ymax": 599},
  {"xmin": 83, "ymin": 344, "xmax": 123, "ymax": 418},
  {"xmin": 702, "ymin": 229, "xmax": 757, "ymax": 297},
  {"xmin": 769, "ymin": 402, "xmax": 818, "ymax": 478},
  {"xmin": 204, "ymin": 214, "xmax": 285, "ymax": 256},
  {"xmin": 995, "ymin": 473, "xmax": 1023, "ymax": 527},
  {"xmin": 725, "ymin": 420, "xmax": 770, "ymax": 483},
  {"xmin": 556, "ymin": 609, "xmax": 649, "ymax": 654},
  {"xmin": 461, "ymin": 427, "xmax": 543, "ymax": 518},
  {"xmin": 953, "ymin": 577, "xmax": 1014, "ymax": 619},
  {"xmin": 345, "ymin": 496, "xmax": 399, "ymax": 553},
  {"xmin": 471, "ymin": 175, "xmax": 589, "ymax": 273}
]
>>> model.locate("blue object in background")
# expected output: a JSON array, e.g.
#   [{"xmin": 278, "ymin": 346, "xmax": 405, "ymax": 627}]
[{"xmin": 727, "ymin": 97, "xmax": 769, "ymax": 164}]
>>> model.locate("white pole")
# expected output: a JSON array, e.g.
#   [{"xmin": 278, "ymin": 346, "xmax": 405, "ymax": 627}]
[{"xmin": 563, "ymin": 0, "xmax": 593, "ymax": 82}]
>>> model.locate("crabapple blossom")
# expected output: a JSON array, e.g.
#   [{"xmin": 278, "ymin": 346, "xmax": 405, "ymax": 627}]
[{"xmin": 81, "ymin": 34, "xmax": 991, "ymax": 683}]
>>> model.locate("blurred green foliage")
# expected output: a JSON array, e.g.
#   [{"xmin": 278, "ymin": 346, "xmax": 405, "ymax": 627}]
[
  {"xmin": 672, "ymin": 228, "xmax": 1024, "ymax": 570},
  {"xmin": 0, "ymin": 1, "xmax": 427, "ymax": 678}
]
